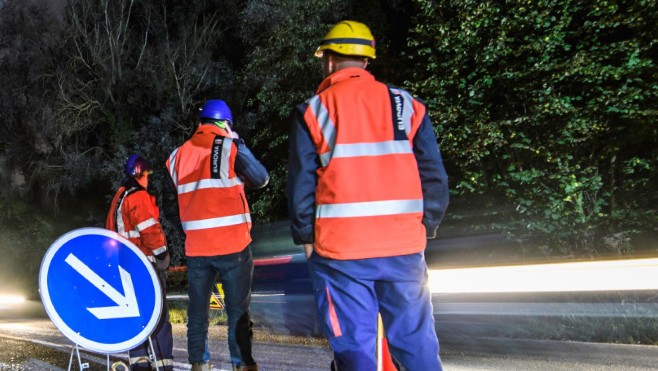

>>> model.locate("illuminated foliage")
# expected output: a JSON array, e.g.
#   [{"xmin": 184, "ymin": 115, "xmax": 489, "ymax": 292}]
[
  {"xmin": 0, "ymin": 0, "xmax": 656, "ymax": 258},
  {"xmin": 405, "ymin": 0, "xmax": 658, "ymax": 253}
]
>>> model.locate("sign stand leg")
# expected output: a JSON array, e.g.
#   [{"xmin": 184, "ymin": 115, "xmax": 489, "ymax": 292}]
[
  {"xmin": 148, "ymin": 336, "xmax": 160, "ymax": 371},
  {"xmin": 68, "ymin": 344, "xmax": 89, "ymax": 370},
  {"xmin": 106, "ymin": 353, "xmax": 110, "ymax": 371},
  {"xmin": 67, "ymin": 345, "xmax": 74, "ymax": 371}
]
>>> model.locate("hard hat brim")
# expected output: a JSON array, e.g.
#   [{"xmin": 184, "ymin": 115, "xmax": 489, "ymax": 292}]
[{"xmin": 314, "ymin": 44, "xmax": 376, "ymax": 59}]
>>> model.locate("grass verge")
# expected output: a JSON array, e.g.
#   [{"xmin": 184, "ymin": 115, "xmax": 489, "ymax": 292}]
[{"xmin": 167, "ymin": 300, "xmax": 329, "ymax": 347}]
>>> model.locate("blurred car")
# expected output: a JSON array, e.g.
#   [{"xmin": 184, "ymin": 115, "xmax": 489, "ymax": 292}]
[
  {"xmin": 250, "ymin": 222, "xmax": 312, "ymax": 295},
  {"xmin": 248, "ymin": 222, "xmax": 317, "ymax": 335},
  {"xmin": 247, "ymin": 220, "xmax": 516, "ymax": 337}
]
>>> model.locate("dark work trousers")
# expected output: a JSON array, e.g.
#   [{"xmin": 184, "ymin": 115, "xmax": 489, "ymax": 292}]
[
  {"xmin": 129, "ymin": 268, "xmax": 174, "ymax": 371},
  {"xmin": 308, "ymin": 252, "xmax": 442, "ymax": 371},
  {"xmin": 186, "ymin": 247, "xmax": 256, "ymax": 368}
]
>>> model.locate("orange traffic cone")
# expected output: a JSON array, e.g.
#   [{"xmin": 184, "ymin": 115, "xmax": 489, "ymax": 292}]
[{"xmin": 377, "ymin": 314, "xmax": 397, "ymax": 371}]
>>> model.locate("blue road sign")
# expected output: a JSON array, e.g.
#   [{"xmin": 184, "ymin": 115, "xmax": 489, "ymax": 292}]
[{"xmin": 39, "ymin": 227, "xmax": 162, "ymax": 353}]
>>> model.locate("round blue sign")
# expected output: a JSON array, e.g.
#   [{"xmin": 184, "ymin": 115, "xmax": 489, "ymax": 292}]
[{"xmin": 39, "ymin": 227, "xmax": 162, "ymax": 353}]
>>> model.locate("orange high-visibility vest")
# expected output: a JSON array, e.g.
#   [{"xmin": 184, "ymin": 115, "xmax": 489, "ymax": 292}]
[
  {"xmin": 106, "ymin": 186, "xmax": 168, "ymax": 259},
  {"xmin": 166, "ymin": 124, "xmax": 251, "ymax": 257},
  {"xmin": 302, "ymin": 67, "xmax": 427, "ymax": 260}
]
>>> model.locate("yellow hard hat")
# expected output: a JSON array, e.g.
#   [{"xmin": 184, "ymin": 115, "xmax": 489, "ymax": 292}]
[{"xmin": 315, "ymin": 20, "xmax": 376, "ymax": 59}]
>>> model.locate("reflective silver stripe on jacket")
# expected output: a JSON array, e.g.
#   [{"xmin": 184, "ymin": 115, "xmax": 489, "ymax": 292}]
[
  {"xmin": 127, "ymin": 356, "xmax": 172, "ymax": 366},
  {"xmin": 177, "ymin": 178, "xmax": 243, "ymax": 195},
  {"xmin": 115, "ymin": 191, "xmax": 131, "ymax": 238},
  {"xmin": 308, "ymin": 88, "xmax": 416, "ymax": 167},
  {"xmin": 153, "ymin": 358, "xmax": 174, "ymax": 367},
  {"xmin": 333, "ymin": 140, "xmax": 411, "ymax": 158},
  {"xmin": 308, "ymin": 95, "xmax": 336, "ymax": 167},
  {"xmin": 182, "ymin": 213, "xmax": 252, "ymax": 231},
  {"xmin": 152, "ymin": 245, "xmax": 167, "ymax": 256},
  {"xmin": 220, "ymin": 137, "xmax": 233, "ymax": 179},
  {"xmin": 129, "ymin": 356, "xmax": 150, "ymax": 365},
  {"xmin": 168, "ymin": 148, "xmax": 179, "ymax": 187},
  {"xmin": 119, "ymin": 230, "xmax": 141, "ymax": 239},
  {"xmin": 120, "ymin": 217, "xmax": 161, "ymax": 240},
  {"xmin": 136, "ymin": 217, "xmax": 157, "ymax": 232},
  {"xmin": 316, "ymin": 199, "xmax": 424, "ymax": 219}
]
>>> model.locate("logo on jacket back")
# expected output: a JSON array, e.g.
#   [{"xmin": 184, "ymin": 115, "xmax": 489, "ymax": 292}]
[
  {"xmin": 211, "ymin": 137, "xmax": 223, "ymax": 178},
  {"xmin": 393, "ymin": 94, "xmax": 404, "ymax": 131}
]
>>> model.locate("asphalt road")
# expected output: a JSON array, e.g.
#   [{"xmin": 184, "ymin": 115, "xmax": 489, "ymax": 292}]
[
  {"xmin": 2, "ymin": 299, "xmax": 658, "ymax": 370},
  {"xmin": 0, "ymin": 300, "xmax": 333, "ymax": 370}
]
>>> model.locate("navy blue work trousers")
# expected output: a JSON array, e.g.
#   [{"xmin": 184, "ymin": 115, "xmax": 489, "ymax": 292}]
[
  {"xmin": 129, "ymin": 269, "xmax": 174, "ymax": 371},
  {"xmin": 308, "ymin": 252, "xmax": 442, "ymax": 371}
]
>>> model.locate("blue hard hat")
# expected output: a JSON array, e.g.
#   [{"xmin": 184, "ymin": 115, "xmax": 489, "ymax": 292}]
[
  {"xmin": 198, "ymin": 99, "xmax": 233, "ymax": 124},
  {"xmin": 124, "ymin": 154, "xmax": 152, "ymax": 178}
]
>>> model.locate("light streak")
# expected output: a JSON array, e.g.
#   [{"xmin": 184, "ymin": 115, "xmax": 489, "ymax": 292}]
[
  {"xmin": 428, "ymin": 258, "xmax": 658, "ymax": 294},
  {"xmin": 0, "ymin": 295, "xmax": 25, "ymax": 305}
]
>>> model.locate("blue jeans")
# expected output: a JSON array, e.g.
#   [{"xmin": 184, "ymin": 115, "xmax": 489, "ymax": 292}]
[
  {"xmin": 186, "ymin": 247, "xmax": 256, "ymax": 367},
  {"xmin": 308, "ymin": 252, "xmax": 442, "ymax": 371}
]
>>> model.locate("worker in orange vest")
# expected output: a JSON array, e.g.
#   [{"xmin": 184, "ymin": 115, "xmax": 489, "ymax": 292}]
[
  {"xmin": 288, "ymin": 20, "xmax": 449, "ymax": 370},
  {"xmin": 165, "ymin": 99, "xmax": 268, "ymax": 371},
  {"xmin": 106, "ymin": 154, "xmax": 174, "ymax": 371}
]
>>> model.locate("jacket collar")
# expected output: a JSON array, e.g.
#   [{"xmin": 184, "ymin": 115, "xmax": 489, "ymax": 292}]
[
  {"xmin": 120, "ymin": 176, "xmax": 144, "ymax": 190},
  {"xmin": 195, "ymin": 123, "xmax": 232, "ymax": 138},
  {"xmin": 316, "ymin": 67, "xmax": 374, "ymax": 94}
]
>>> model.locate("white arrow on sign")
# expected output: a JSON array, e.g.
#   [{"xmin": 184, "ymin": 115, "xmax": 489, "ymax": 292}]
[{"xmin": 65, "ymin": 253, "xmax": 141, "ymax": 319}]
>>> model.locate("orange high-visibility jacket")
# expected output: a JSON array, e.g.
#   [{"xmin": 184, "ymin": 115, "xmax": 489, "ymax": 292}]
[
  {"xmin": 166, "ymin": 125, "xmax": 251, "ymax": 257},
  {"xmin": 301, "ymin": 67, "xmax": 427, "ymax": 259},
  {"xmin": 106, "ymin": 185, "xmax": 168, "ymax": 260}
]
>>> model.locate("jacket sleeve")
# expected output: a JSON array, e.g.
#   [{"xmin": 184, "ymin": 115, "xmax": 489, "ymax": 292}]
[
  {"xmin": 128, "ymin": 191, "xmax": 168, "ymax": 257},
  {"xmin": 287, "ymin": 104, "xmax": 319, "ymax": 245},
  {"xmin": 234, "ymin": 139, "xmax": 270, "ymax": 189},
  {"xmin": 413, "ymin": 109, "xmax": 450, "ymax": 239},
  {"xmin": 105, "ymin": 189, "xmax": 121, "ymax": 231},
  {"xmin": 162, "ymin": 172, "xmax": 186, "ymax": 239}
]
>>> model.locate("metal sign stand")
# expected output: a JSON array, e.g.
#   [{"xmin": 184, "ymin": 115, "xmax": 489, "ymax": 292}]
[
  {"xmin": 148, "ymin": 336, "xmax": 161, "ymax": 371},
  {"xmin": 67, "ymin": 343, "xmax": 89, "ymax": 370},
  {"xmin": 66, "ymin": 336, "xmax": 160, "ymax": 371}
]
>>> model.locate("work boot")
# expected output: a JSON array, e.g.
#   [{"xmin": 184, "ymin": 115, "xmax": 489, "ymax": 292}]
[
  {"xmin": 233, "ymin": 364, "xmax": 258, "ymax": 371},
  {"xmin": 152, "ymin": 358, "xmax": 175, "ymax": 371},
  {"xmin": 128, "ymin": 356, "xmax": 151, "ymax": 371},
  {"xmin": 110, "ymin": 361, "xmax": 128, "ymax": 371},
  {"xmin": 191, "ymin": 363, "xmax": 213, "ymax": 371}
]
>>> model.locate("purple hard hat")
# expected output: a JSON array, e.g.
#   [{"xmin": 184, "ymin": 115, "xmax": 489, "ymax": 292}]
[{"xmin": 124, "ymin": 154, "xmax": 152, "ymax": 178}]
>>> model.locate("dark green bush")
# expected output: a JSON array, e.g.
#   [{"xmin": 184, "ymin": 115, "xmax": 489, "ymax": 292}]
[{"xmin": 405, "ymin": 0, "xmax": 658, "ymax": 255}]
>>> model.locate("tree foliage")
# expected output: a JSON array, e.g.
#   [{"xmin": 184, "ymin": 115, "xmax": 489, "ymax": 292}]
[
  {"xmin": 236, "ymin": 0, "xmax": 350, "ymax": 221},
  {"xmin": 0, "ymin": 0, "xmax": 61, "ymax": 203},
  {"xmin": 405, "ymin": 0, "xmax": 658, "ymax": 254},
  {"xmin": 0, "ymin": 0, "xmax": 656, "ymax": 261}
]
